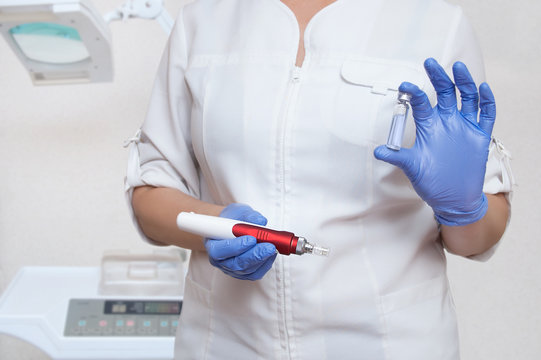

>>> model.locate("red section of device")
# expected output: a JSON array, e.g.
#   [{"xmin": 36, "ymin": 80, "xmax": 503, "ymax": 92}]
[{"xmin": 232, "ymin": 223, "xmax": 298, "ymax": 255}]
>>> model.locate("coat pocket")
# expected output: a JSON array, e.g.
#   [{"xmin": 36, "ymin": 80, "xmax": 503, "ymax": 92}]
[
  {"xmin": 327, "ymin": 58, "xmax": 426, "ymax": 147},
  {"xmin": 380, "ymin": 275, "xmax": 460, "ymax": 360}
]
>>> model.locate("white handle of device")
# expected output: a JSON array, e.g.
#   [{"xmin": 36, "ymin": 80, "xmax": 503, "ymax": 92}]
[{"xmin": 176, "ymin": 212, "xmax": 251, "ymax": 239}]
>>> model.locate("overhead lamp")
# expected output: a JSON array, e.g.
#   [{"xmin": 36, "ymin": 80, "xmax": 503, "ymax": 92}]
[
  {"xmin": 0, "ymin": 0, "xmax": 112, "ymax": 85},
  {"xmin": 0, "ymin": 0, "xmax": 172, "ymax": 86}
]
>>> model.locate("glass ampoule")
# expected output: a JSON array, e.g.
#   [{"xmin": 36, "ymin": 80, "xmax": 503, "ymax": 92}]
[{"xmin": 386, "ymin": 91, "xmax": 412, "ymax": 150}]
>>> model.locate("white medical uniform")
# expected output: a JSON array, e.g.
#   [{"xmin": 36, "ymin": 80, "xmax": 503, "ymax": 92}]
[{"xmin": 125, "ymin": 0, "xmax": 514, "ymax": 358}]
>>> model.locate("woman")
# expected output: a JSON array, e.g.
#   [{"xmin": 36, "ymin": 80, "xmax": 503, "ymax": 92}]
[{"xmin": 125, "ymin": 0, "xmax": 513, "ymax": 358}]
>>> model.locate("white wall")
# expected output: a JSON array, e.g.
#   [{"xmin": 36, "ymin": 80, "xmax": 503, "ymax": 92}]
[
  {"xmin": 0, "ymin": 0, "xmax": 539, "ymax": 359},
  {"xmin": 444, "ymin": 1, "xmax": 541, "ymax": 359}
]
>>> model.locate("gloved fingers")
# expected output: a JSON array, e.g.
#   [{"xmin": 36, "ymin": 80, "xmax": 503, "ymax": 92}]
[
  {"xmin": 242, "ymin": 253, "xmax": 278, "ymax": 280},
  {"xmin": 478, "ymin": 82, "xmax": 496, "ymax": 136},
  {"xmin": 220, "ymin": 203, "xmax": 268, "ymax": 226},
  {"xmin": 205, "ymin": 236, "xmax": 257, "ymax": 260},
  {"xmin": 424, "ymin": 58, "xmax": 457, "ymax": 112},
  {"xmin": 452, "ymin": 61, "xmax": 479, "ymax": 122},
  {"xmin": 227, "ymin": 243, "xmax": 277, "ymax": 273},
  {"xmin": 215, "ymin": 243, "xmax": 277, "ymax": 274},
  {"xmin": 398, "ymin": 82, "xmax": 433, "ymax": 121},
  {"xmin": 220, "ymin": 252, "xmax": 277, "ymax": 280},
  {"xmin": 374, "ymin": 145, "xmax": 413, "ymax": 171},
  {"xmin": 221, "ymin": 252, "xmax": 277, "ymax": 280},
  {"xmin": 243, "ymin": 212, "xmax": 268, "ymax": 226}
]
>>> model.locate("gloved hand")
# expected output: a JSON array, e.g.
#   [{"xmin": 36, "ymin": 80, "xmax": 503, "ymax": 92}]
[
  {"xmin": 374, "ymin": 58, "xmax": 496, "ymax": 226},
  {"xmin": 204, "ymin": 203, "xmax": 277, "ymax": 280}
]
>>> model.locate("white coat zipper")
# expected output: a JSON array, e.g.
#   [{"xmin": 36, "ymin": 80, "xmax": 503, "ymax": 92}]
[
  {"xmin": 276, "ymin": 65, "xmax": 303, "ymax": 359},
  {"xmin": 279, "ymin": 66, "xmax": 302, "ymax": 217}
]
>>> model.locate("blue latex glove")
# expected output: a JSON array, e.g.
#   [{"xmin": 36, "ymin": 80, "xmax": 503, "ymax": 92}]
[
  {"xmin": 204, "ymin": 203, "xmax": 277, "ymax": 280},
  {"xmin": 374, "ymin": 58, "xmax": 496, "ymax": 226}
]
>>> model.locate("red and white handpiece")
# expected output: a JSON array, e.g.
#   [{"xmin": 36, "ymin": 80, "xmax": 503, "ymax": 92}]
[{"xmin": 176, "ymin": 212, "xmax": 330, "ymax": 256}]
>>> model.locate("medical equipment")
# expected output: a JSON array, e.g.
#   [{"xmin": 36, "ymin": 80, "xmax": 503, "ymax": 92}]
[
  {"xmin": 177, "ymin": 212, "xmax": 331, "ymax": 256},
  {"xmin": 104, "ymin": 0, "xmax": 172, "ymax": 34},
  {"xmin": 0, "ymin": 0, "xmax": 112, "ymax": 85},
  {"xmin": 0, "ymin": 0, "xmax": 172, "ymax": 85},
  {"xmin": 386, "ymin": 91, "xmax": 412, "ymax": 150},
  {"xmin": 0, "ymin": 249, "xmax": 187, "ymax": 359}
]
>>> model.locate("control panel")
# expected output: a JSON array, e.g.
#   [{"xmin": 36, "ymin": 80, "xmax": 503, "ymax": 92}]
[{"xmin": 64, "ymin": 299, "xmax": 182, "ymax": 337}]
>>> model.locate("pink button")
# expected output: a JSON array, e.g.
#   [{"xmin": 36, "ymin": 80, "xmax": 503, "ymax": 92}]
[
  {"xmin": 99, "ymin": 320, "xmax": 107, "ymax": 327},
  {"xmin": 126, "ymin": 320, "xmax": 135, "ymax": 327}
]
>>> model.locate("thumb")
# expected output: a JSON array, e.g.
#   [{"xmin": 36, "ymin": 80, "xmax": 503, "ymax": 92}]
[{"xmin": 374, "ymin": 145, "xmax": 412, "ymax": 171}]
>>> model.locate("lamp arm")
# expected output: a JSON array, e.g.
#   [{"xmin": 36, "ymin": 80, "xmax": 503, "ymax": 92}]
[
  {"xmin": 155, "ymin": 8, "xmax": 173, "ymax": 34},
  {"xmin": 104, "ymin": 0, "xmax": 173, "ymax": 35}
]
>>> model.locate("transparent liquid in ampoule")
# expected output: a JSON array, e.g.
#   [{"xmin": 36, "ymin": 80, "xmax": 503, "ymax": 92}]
[
  {"xmin": 386, "ymin": 110, "xmax": 407, "ymax": 150},
  {"xmin": 386, "ymin": 92, "xmax": 411, "ymax": 150}
]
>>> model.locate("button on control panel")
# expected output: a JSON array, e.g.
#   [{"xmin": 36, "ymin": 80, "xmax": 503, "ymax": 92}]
[{"xmin": 64, "ymin": 299, "xmax": 182, "ymax": 337}]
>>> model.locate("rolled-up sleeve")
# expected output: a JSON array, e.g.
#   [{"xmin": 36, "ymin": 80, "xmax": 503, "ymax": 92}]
[
  {"xmin": 469, "ymin": 137, "xmax": 515, "ymax": 261},
  {"xmin": 124, "ymin": 8, "xmax": 199, "ymax": 244}
]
